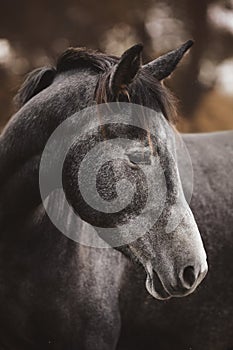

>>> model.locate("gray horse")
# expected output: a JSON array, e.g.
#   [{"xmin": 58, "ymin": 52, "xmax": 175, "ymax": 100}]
[{"xmin": 0, "ymin": 41, "xmax": 231, "ymax": 350}]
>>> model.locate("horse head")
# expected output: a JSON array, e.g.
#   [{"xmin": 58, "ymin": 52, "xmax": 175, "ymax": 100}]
[{"xmin": 5, "ymin": 41, "xmax": 208, "ymax": 300}]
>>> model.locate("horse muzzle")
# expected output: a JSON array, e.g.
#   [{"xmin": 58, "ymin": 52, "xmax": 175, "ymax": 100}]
[{"xmin": 145, "ymin": 260, "xmax": 208, "ymax": 300}]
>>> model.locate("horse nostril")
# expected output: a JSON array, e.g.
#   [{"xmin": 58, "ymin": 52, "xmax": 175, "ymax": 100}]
[{"xmin": 182, "ymin": 266, "xmax": 196, "ymax": 289}]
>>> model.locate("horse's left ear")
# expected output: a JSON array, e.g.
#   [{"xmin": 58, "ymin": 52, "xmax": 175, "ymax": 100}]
[
  {"xmin": 109, "ymin": 44, "xmax": 143, "ymax": 95},
  {"xmin": 15, "ymin": 66, "xmax": 56, "ymax": 107},
  {"xmin": 143, "ymin": 40, "xmax": 194, "ymax": 81}
]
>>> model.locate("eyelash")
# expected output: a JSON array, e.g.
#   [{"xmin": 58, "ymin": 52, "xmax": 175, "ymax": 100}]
[{"xmin": 128, "ymin": 160, "xmax": 140, "ymax": 170}]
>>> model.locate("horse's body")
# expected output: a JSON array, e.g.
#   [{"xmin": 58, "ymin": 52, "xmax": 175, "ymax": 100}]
[{"xmin": 0, "ymin": 43, "xmax": 232, "ymax": 350}]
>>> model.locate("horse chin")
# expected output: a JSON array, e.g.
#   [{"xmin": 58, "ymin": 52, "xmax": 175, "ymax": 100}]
[{"xmin": 145, "ymin": 272, "xmax": 171, "ymax": 301}]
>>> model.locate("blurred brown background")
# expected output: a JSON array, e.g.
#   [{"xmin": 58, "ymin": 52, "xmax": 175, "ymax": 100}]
[{"xmin": 0, "ymin": 0, "xmax": 233, "ymax": 132}]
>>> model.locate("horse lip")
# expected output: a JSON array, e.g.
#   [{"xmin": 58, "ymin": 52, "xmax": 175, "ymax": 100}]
[
  {"xmin": 159, "ymin": 275, "xmax": 203, "ymax": 298},
  {"xmin": 146, "ymin": 268, "xmax": 171, "ymax": 300},
  {"xmin": 165, "ymin": 283, "xmax": 193, "ymax": 297}
]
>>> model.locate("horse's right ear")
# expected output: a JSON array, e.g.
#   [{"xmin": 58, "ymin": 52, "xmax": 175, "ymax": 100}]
[
  {"xmin": 142, "ymin": 40, "xmax": 194, "ymax": 81},
  {"xmin": 15, "ymin": 67, "xmax": 56, "ymax": 107}
]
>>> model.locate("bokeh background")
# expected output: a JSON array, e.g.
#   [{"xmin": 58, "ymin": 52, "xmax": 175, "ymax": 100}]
[{"xmin": 0, "ymin": 0, "xmax": 233, "ymax": 132}]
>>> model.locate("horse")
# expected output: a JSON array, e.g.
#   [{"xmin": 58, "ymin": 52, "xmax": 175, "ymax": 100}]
[{"xmin": 0, "ymin": 40, "xmax": 230, "ymax": 350}]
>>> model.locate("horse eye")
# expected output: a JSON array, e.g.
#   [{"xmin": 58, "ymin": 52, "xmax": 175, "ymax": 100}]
[
  {"xmin": 128, "ymin": 160, "xmax": 140, "ymax": 170},
  {"xmin": 127, "ymin": 149, "xmax": 152, "ymax": 169}
]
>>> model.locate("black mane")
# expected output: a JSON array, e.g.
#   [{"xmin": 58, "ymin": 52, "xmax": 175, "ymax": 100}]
[
  {"xmin": 56, "ymin": 47, "xmax": 118, "ymax": 73},
  {"xmin": 15, "ymin": 47, "xmax": 177, "ymax": 123}
]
